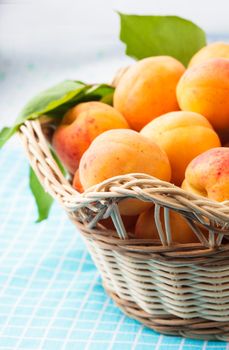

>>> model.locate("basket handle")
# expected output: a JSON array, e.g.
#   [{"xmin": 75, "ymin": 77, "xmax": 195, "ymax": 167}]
[
  {"xmin": 19, "ymin": 120, "xmax": 229, "ymax": 241},
  {"xmin": 20, "ymin": 120, "xmax": 81, "ymax": 209}
]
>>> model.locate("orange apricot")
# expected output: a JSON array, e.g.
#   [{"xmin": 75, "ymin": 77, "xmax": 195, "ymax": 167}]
[
  {"xmin": 52, "ymin": 101, "xmax": 129, "ymax": 174},
  {"xmin": 99, "ymin": 215, "xmax": 138, "ymax": 232},
  {"xmin": 140, "ymin": 111, "xmax": 221, "ymax": 186},
  {"xmin": 73, "ymin": 169, "xmax": 84, "ymax": 193},
  {"xmin": 189, "ymin": 42, "xmax": 229, "ymax": 67},
  {"xmin": 182, "ymin": 147, "xmax": 229, "ymax": 202},
  {"xmin": 79, "ymin": 129, "xmax": 171, "ymax": 215},
  {"xmin": 135, "ymin": 207, "xmax": 198, "ymax": 244},
  {"xmin": 177, "ymin": 58, "xmax": 229, "ymax": 130},
  {"xmin": 113, "ymin": 56, "xmax": 185, "ymax": 131}
]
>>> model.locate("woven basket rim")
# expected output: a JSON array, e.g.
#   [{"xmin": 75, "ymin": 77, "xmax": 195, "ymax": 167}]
[
  {"xmin": 78, "ymin": 173, "xmax": 229, "ymax": 217},
  {"xmin": 79, "ymin": 172, "xmax": 229, "ymax": 204},
  {"xmin": 24, "ymin": 118, "xmax": 229, "ymax": 209},
  {"xmin": 19, "ymin": 120, "xmax": 229, "ymax": 240}
]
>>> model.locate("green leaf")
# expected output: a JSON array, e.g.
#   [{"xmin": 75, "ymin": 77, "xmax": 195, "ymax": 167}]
[
  {"xmin": 0, "ymin": 81, "xmax": 114, "ymax": 149},
  {"xmin": 29, "ymin": 150, "xmax": 67, "ymax": 222},
  {"xmin": 79, "ymin": 84, "xmax": 114, "ymax": 106},
  {"xmin": 29, "ymin": 167, "xmax": 54, "ymax": 222},
  {"xmin": 47, "ymin": 84, "xmax": 114, "ymax": 118},
  {"xmin": 17, "ymin": 80, "xmax": 86, "ymax": 123},
  {"xmin": 0, "ymin": 126, "xmax": 18, "ymax": 148},
  {"xmin": 119, "ymin": 13, "xmax": 207, "ymax": 66}
]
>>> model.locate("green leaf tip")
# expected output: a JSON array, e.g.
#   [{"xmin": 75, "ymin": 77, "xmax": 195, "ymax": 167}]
[
  {"xmin": 29, "ymin": 167, "xmax": 54, "ymax": 222},
  {"xmin": 0, "ymin": 126, "xmax": 18, "ymax": 149},
  {"xmin": 29, "ymin": 150, "xmax": 67, "ymax": 222},
  {"xmin": 119, "ymin": 13, "xmax": 207, "ymax": 66}
]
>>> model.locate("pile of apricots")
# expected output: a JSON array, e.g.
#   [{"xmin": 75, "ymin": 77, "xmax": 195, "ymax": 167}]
[{"xmin": 52, "ymin": 42, "xmax": 229, "ymax": 244}]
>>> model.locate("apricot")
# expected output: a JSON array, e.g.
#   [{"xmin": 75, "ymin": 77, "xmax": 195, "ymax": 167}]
[
  {"xmin": 99, "ymin": 215, "xmax": 138, "ymax": 232},
  {"xmin": 182, "ymin": 148, "xmax": 229, "ymax": 202},
  {"xmin": 113, "ymin": 56, "xmax": 185, "ymax": 131},
  {"xmin": 52, "ymin": 101, "xmax": 129, "ymax": 174},
  {"xmin": 140, "ymin": 111, "xmax": 220, "ymax": 186},
  {"xmin": 135, "ymin": 207, "xmax": 198, "ymax": 244},
  {"xmin": 189, "ymin": 42, "xmax": 229, "ymax": 67},
  {"xmin": 73, "ymin": 169, "xmax": 84, "ymax": 193},
  {"xmin": 177, "ymin": 58, "xmax": 229, "ymax": 130},
  {"xmin": 79, "ymin": 129, "xmax": 171, "ymax": 215}
]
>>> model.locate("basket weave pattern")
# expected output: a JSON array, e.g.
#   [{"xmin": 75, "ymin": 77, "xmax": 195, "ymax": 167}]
[{"xmin": 20, "ymin": 120, "xmax": 229, "ymax": 340}]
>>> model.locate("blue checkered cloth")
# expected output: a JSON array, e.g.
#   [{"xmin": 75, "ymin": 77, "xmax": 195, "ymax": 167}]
[{"xmin": 0, "ymin": 145, "xmax": 227, "ymax": 350}]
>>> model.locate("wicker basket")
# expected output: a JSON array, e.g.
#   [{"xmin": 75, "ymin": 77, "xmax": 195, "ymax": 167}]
[{"xmin": 20, "ymin": 120, "xmax": 229, "ymax": 340}]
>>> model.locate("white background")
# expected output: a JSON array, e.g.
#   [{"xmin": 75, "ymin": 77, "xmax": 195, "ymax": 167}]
[
  {"xmin": 0, "ymin": 0, "xmax": 229, "ymax": 128},
  {"xmin": 1, "ymin": 0, "xmax": 229, "ymax": 54}
]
